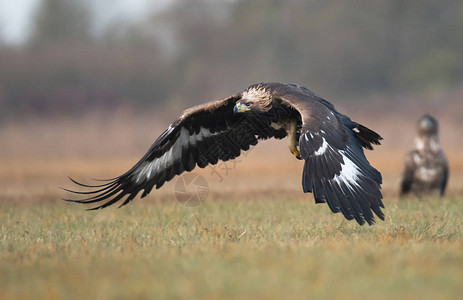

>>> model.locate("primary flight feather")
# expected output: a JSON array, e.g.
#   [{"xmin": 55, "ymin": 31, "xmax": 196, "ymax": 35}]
[{"xmin": 65, "ymin": 82, "xmax": 384, "ymax": 225}]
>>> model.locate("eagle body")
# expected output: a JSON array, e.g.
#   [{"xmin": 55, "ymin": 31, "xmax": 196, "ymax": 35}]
[
  {"xmin": 66, "ymin": 83, "xmax": 384, "ymax": 225},
  {"xmin": 400, "ymin": 114, "xmax": 448, "ymax": 197}
]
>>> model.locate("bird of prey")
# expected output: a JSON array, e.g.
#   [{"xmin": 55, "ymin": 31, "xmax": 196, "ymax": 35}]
[
  {"xmin": 65, "ymin": 82, "xmax": 384, "ymax": 225},
  {"xmin": 400, "ymin": 114, "xmax": 448, "ymax": 197}
]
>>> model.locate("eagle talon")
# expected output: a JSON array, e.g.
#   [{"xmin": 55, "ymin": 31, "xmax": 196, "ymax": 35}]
[{"xmin": 290, "ymin": 148, "xmax": 303, "ymax": 160}]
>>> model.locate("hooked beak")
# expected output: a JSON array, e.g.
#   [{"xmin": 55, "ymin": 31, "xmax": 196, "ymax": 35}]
[{"xmin": 233, "ymin": 102, "xmax": 250, "ymax": 114}]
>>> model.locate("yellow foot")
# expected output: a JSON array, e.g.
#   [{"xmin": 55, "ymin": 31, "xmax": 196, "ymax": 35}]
[{"xmin": 290, "ymin": 148, "xmax": 303, "ymax": 160}]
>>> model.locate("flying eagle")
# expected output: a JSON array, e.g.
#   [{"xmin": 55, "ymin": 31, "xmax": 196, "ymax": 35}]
[
  {"xmin": 65, "ymin": 83, "xmax": 384, "ymax": 225},
  {"xmin": 400, "ymin": 114, "xmax": 448, "ymax": 197}
]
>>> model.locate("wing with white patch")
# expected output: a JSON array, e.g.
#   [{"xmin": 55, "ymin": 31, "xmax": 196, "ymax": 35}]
[
  {"xmin": 300, "ymin": 124, "xmax": 384, "ymax": 225},
  {"xmin": 65, "ymin": 95, "xmax": 283, "ymax": 209},
  {"xmin": 279, "ymin": 88, "xmax": 384, "ymax": 225}
]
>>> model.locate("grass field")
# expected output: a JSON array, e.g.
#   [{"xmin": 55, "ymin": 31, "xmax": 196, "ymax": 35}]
[
  {"xmin": 1, "ymin": 112, "xmax": 463, "ymax": 299},
  {"xmin": 1, "ymin": 194, "xmax": 463, "ymax": 299},
  {"xmin": 2, "ymin": 154, "xmax": 463, "ymax": 299}
]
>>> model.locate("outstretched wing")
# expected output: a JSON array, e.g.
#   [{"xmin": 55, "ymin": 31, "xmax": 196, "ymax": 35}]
[
  {"xmin": 280, "ymin": 87, "xmax": 384, "ymax": 225},
  {"xmin": 65, "ymin": 95, "xmax": 285, "ymax": 209}
]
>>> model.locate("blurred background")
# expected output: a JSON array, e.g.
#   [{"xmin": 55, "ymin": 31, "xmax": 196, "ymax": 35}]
[{"xmin": 1, "ymin": 0, "xmax": 462, "ymax": 196}]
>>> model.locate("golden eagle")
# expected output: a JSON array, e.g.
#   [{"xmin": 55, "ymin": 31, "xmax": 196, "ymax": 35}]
[
  {"xmin": 400, "ymin": 114, "xmax": 448, "ymax": 197},
  {"xmin": 65, "ymin": 83, "xmax": 384, "ymax": 225}
]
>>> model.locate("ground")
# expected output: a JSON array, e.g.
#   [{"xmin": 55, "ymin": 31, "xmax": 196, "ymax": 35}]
[
  {"xmin": 1, "ymin": 110, "xmax": 463, "ymax": 299},
  {"xmin": 1, "ymin": 146, "xmax": 463, "ymax": 299}
]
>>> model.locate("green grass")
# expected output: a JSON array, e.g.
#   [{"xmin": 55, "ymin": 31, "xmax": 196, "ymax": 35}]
[{"xmin": 1, "ymin": 196, "xmax": 463, "ymax": 300}]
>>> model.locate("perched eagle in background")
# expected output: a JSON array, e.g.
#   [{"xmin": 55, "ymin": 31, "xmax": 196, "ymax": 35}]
[
  {"xmin": 400, "ymin": 114, "xmax": 448, "ymax": 197},
  {"xmin": 65, "ymin": 83, "xmax": 384, "ymax": 225}
]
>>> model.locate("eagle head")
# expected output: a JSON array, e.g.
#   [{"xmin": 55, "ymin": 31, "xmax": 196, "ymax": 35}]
[
  {"xmin": 417, "ymin": 114, "xmax": 438, "ymax": 136},
  {"xmin": 234, "ymin": 86, "xmax": 272, "ymax": 114}
]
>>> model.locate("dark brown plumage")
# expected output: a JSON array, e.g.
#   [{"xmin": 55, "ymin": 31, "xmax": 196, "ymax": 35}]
[
  {"xmin": 65, "ymin": 82, "xmax": 384, "ymax": 225},
  {"xmin": 400, "ymin": 114, "xmax": 448, "ymax": 197}
]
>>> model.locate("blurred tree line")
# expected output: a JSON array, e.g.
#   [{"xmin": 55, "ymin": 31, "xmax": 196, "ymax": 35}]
[{"xmin": 0, "ymin": 0, "xmax": 462, "ymax": 118}]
